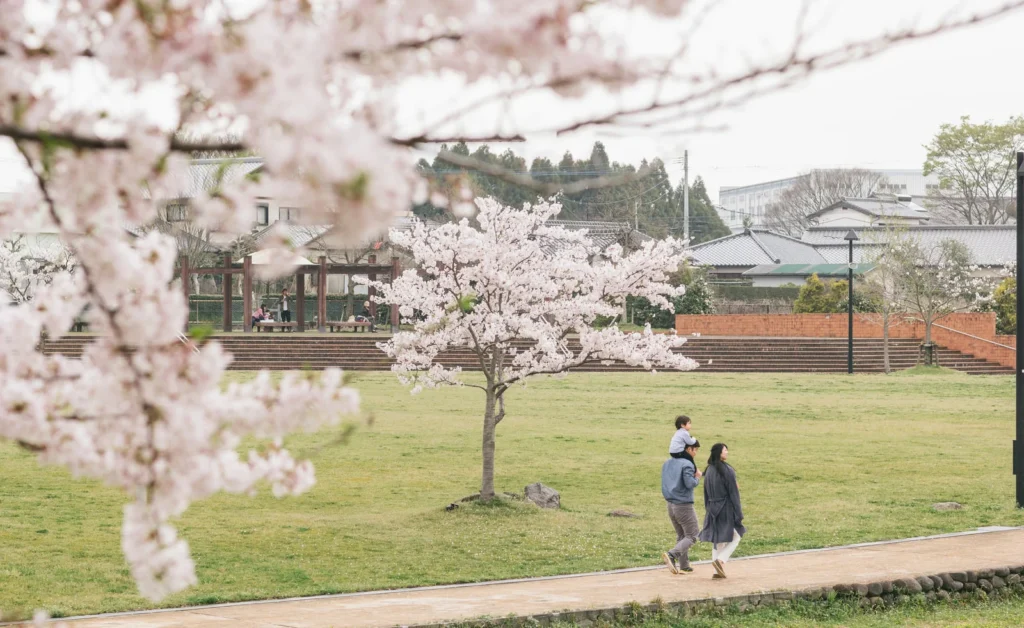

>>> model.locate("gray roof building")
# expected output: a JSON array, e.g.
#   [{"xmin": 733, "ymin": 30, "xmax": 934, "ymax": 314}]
[
  {"xmin": 690, "ymin": 225, "xmax": 1015, "ymax": 280},
  {"xmin": 803, "ymin": 226, "xmax": 1015, "ymax": 266},
  {"xmin": 540, "ymin": 220, "xmax": 652, "ymax": 255},
  {"xmin": 806, "ymin": 197, "xmax": 931, "ymax": 223},
  {"xmin": 168, "ymin": 157, "xmax": 264, "ymax": 200},
  {"xmin": 688, "ymin": 229, "xmax": 825, "ymax": 272}
]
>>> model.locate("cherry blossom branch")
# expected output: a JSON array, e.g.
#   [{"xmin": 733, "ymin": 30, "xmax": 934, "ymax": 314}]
[
  {"xmin": 342, "ymin": 32, "xmax": 462, "ymax": 60},
  {"xmin": 0, "ymin": 125, "xmax": 245, "ymax": 153},
  {"xmin": 389, "ymin": 133, "xmax": 527, "ymax": 147}
]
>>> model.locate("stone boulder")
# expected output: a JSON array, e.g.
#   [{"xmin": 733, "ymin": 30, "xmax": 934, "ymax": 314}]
[{"xmin": 525, "ymin": 483, "xmax": 561, "ymax": 509}]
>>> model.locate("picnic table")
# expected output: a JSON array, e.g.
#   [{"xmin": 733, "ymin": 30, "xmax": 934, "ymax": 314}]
[
  {"xmin": 254, "ymin": 321, "xmax": 297, "ymax": 332},
  {"xmin": 324, "ymin": 320, "xmax": 372, "ymax": 333}
]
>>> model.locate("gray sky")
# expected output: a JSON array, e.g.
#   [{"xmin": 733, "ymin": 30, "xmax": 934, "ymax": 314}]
[{"xmin": 2, "ymin": 0, "xmax": 1023, "ymax": 203}]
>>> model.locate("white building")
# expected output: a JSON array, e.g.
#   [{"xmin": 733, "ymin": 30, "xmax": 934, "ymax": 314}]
[
  {"xmin": 717, "ymin": 169, "xmax": 940, "ymax": 231},
  {"xmin": 718, "ymin": 176, "xmax": 799, "ymax": 231},
  {"xmin": 805, "ymin": 197, "xmax": 931, "ymax": 228}
]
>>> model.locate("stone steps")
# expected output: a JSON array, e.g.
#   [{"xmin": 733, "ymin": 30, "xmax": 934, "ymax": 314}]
[{"xmin": 39, "ymin": 335, "xmax": 1012, "ymax": 374}]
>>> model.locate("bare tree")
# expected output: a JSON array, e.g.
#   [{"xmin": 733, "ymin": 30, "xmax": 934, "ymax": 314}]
[
  {"xmin": 861, "ymin": 225, "xmax": 907, "ymax": 373},
  {"xmin": 766, "ymin": 169, "xmax": 888, "ymax": 236},
  {"xmin": 144, "ymin": 213, "xmax": 221, "ymax": 294}
]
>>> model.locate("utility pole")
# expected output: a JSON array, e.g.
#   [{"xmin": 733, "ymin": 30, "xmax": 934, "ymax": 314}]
[
  {"xmin": 683, "ymin": 150, "xmax": 690, "ymax": 243},
  {"xmin": 634, "ymin": 200, "xmax": 639, "ymax": 231}
]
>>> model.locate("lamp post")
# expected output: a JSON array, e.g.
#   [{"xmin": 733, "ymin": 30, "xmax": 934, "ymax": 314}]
[
  {"xmin": 844, "ymin": 230, "xmax": 860, "ymax": 374},
  {"xmin": 1015, "ymin": 151, "xmax": 1023, "ymax": 508}
]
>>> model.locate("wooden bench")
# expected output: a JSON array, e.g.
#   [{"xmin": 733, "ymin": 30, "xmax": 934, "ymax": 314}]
[
  {"xmin": 324, "ymin": 320, "xmax": 372, "ymax": 333},
  {"xmin": 254, "ymin": 322, "xmax": 297, "ymax": 332}
]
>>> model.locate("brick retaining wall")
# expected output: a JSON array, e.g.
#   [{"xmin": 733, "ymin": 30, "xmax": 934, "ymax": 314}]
[{"xmin": 676, "ymin": 313, "xmax": 1015, "ymax": 368}]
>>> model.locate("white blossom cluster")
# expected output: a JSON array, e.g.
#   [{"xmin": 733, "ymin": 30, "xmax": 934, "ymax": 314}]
[
  {"xmin": 371, "ymin": 198, "xmax": 699, "ymax": 392},
  {"xmin": 0, "ymin": 0, "xmax": 703, "ymax": 604}
]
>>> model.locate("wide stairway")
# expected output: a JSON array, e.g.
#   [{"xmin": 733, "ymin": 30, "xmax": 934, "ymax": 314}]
[{"xmin": 40, "ymin": 335, "xmax": 1012, "ymax": 374}]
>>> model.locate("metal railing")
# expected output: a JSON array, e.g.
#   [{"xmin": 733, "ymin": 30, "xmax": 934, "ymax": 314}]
[
  {"xmin": 928, "ymin": 321, "xmax": 1015, "ymax": 351},
  {"xmin": 176, "ymin": 331, "xmax": 201, "ymax": 354}
]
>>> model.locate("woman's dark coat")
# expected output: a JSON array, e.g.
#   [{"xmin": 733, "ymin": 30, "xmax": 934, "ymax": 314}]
[{"xmin": 698, "ymin": 462, "xmax": 746, "ymax": 544}]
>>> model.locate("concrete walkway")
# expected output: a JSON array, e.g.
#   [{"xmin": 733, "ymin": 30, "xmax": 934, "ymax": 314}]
[{"xmin": 65, "ymin": 528, "xmax": 1024, "ymax": 628}]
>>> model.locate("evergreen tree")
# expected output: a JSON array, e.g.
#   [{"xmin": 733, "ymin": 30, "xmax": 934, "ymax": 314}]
[{"xmin": 685, "ymin": 177, "xmax": 731, "ymax": 244}]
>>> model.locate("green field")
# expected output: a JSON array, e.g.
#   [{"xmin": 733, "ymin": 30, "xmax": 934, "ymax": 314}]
[{"xmin": 1, "ymin": 371, "xmax": 1021, "ymax": 618}]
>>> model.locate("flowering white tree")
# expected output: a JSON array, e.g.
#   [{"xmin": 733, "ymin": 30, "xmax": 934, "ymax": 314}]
[
  {"xmin": 0, "ymin": 234, "xmax": 76, "ymax": 303},
  {"xmin": 369, "ymin": 199, "xmax": 698, "ymax": 500},
  {"xmin": 890, "ymin": 237, "xmax": 993, "ymax": 364},
  {"xmin": 1, "ymin": 0, "xmax": 1023, "ymax": 610}
]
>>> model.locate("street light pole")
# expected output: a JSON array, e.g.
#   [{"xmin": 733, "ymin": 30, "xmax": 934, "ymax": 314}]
[
  {"xmin": 1015, "ymin": 151, "xmax": 1023, "ymax": 508},
  {"xmin": 844, "ymin": 230, "xmax": 860, "ymax": 375}
]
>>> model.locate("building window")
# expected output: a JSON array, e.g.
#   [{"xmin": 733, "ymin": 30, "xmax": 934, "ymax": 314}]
[
  {"xmin": 256, "ymin": 203, "xmax": 269, "ymax": 226},
  {"xmin": 166, "ymin": 203, "xmax": 188, "ymax": 222},
  {"xmin": 281, "ymin": 206, "xmax": 301, "ymax": 222}
]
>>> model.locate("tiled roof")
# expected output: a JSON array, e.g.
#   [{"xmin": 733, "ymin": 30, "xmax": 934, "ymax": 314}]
[
  {"xmin": 750, "ymin": 232, "xmax": 828, "ymax": 264},
  {"xmin": 692, "ymin": 225, "xmax": 1015, "ymax": 269},
  {"xmin": 813, "ymin": 243, "xmax": 880, "ymax": 263},
  {"xmin": 808, "ymin": 197, "xmax": 930, "ymax": 221},
  {"xmin": 742, "ymin": 263, "xmax": 875, "ymax": 278},
  {"xmin": 167, "ymin": 157, "xmax": 264, "ymax": 199},
  {"xmin": 252, "ymin": 223, "xmax": 330, "ymax": 249},
  {"xmin": 803, "ymin": 226, "xmax": 1015, "ymax": 266},
  {"xmin": 688, "ymin": 229, "xmax": 825, "ymax": 267},
  {"xmin": 540, "ymin": 220, "xmax": 651, "ymax": 254}
]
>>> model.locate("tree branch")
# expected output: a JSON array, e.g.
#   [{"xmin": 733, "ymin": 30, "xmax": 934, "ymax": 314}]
[
  {"xmin": 343, "ymin": 33, "xmax": 462, "ymax": 61},
  {"xmin": 389, "ymin": 133, "xmax": 526, "ymax": 147},
  {"xmin": 544, "ymin": 0, "xmax": 1024, "ymax": 136},
  {"xmin": 0, "ymin": 124, "xmax": 246, "ymax": 154}
]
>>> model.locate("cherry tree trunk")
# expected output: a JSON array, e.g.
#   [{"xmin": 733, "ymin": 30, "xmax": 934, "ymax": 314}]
[
  {"xmin": 923, "ymin": 320, "xmax": 936, "ymax": 366},
  {"xmin": 882, "ymin": 313, "xmax": 891, "ymax": 374},
  {"xmin": 480, "ymin": 389, "xmax": 498, "ymax": 501}
]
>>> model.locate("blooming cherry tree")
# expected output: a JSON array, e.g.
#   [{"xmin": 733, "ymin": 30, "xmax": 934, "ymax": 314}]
[
  {"xmin": 890, "ymin": 237, "xmax": 994, "ymax": 364},
  {"xmin": 0, "ymin": 234, "xmax": 76, "ymax": 303},
  {"xmin": 369, "ymin": 199, "xmax": 698, "ymax": 500}
]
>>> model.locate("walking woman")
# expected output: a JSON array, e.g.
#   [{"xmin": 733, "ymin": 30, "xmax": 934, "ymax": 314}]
[{"xmin": 698, "ymin": 443, "xmax": 745, "ymax": 579}]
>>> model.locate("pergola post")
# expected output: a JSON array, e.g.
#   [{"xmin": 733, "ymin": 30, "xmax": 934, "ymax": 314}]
[
  {"xmin": 390, "ymin": 256, "xmax": 401, "ymax": 333},
  {"xmin": 179, "ymin": 255, "xmax": 191, "ymax": 331},
  {"xmin": 222, "ymin": 253, "xmax": 233, "ymax": 332},
  {"xmin": 296, "ymin": 270, "xmax": 306, "ymax": 332},
  {"xmin": 243, "ymin": 255, "xmax": 253, "ymax": 333},
  {"xmin": 318, "ymin": 256, "xmax": 327, "ymax": 333},
  {"xmin": 367, "ymin": 254, "xmax": 377, "ymax": 321}
]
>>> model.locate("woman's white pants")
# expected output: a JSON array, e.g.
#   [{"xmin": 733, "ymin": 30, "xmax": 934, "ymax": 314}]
[{"xmin": 711, "ymin": 530, "xmax": 741, "ymax": 563}]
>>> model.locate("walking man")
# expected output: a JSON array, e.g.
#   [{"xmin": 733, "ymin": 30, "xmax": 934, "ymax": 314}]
[{"xmin": 661, "ymin": 440, "xmax": 702, "ymax": 574}]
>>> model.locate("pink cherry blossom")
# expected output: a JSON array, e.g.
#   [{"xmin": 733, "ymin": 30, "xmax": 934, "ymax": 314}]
[{"xmin": 367, "ymin": 198, "xmax": 698, "ymax": 500}]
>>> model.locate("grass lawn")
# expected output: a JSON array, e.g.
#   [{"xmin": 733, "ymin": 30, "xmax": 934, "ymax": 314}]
[{"xmin": 1, "ymin": 371, "xmax": 1021, "ymax": 618}]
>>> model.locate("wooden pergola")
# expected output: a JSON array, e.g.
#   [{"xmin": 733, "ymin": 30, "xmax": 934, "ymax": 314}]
[{"xmin": 181, "ymin": 253, "xmax": 400, "ymax": 332}]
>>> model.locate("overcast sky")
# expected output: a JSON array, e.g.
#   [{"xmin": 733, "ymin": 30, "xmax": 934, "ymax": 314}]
[{"xmin": 2, "ymin": 0, "xmax": 1023, "ymax": 203}]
